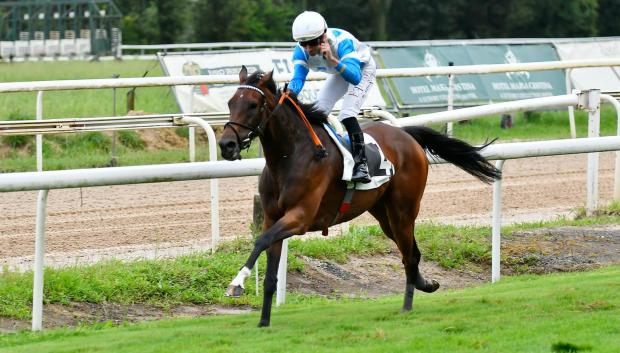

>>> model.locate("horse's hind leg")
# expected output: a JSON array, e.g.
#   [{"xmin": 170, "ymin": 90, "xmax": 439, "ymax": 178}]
[
  {"xmin": 370, "ymin": 203, "xmax": 439, "ymax": 311},
  {"xmin": 398, "ymin": 221, "xmax": 440, "ymax": 312},
  {"xmin": 374, "ymin": 198, "xmax": 439, "ymax": 312}
]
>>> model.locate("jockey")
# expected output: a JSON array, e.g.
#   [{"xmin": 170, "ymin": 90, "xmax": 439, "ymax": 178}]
[{"xmin": 289, "ymin": 11, "xmax": 375, "ymax": 184}]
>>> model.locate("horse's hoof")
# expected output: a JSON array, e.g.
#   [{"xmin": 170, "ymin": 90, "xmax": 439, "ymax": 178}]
[
  {"xmin": 258, "ymin": 320, "xmax": 270, "ymax": 328},
  {"xmin": 225, "ymin": 284, "xmax": 245, "ymax": 298},
  {"xmin": 400, "ymin": 307, "xmax": 412, "ymax": 313},
  {"xmin": 428, "ymin": 279, "xmax": 440, "ymax": 293}
]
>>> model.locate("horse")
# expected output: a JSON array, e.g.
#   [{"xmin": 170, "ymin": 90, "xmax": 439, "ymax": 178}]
[{"xmin": 218, "ymin": 66, "xmax": 501, "ymax": 327}]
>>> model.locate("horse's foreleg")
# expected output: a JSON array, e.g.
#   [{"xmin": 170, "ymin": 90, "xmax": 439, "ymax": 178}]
[
  {"xmin": 225, "ymin": 206, "xmax": 311, "ymax": 297},
  {"xmin": 227, "ymin": 195, "xmax": 322, "ymax": 327},
  {"xmin": 258, "ymin": 241, "xmax": 283, "ymax": 327},
  {"xmin": 225, "ymin": 220, "xmax": 292, "ymax": 298}
]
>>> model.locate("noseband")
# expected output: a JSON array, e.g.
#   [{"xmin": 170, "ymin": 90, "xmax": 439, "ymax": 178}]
[{"xmin": 223, "ymin": 84, "xmax": 273, "ymax": 151}]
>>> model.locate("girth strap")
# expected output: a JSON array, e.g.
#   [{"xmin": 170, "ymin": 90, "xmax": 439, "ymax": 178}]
[{"xmin": 323, "ymin": 186, "xmax": 356, "ymax": 236}]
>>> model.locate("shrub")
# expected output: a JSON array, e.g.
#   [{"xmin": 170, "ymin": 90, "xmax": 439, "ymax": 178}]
[{"xmin": 118, "ymin": 131, "xmax": 146, "ymax": 150}]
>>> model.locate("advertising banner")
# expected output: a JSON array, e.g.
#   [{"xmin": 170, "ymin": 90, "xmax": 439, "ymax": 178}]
[
  {"xmin": 159, "ymin": 49, "xmax": 386, "ymax": 113},
  {"xmin": 377, "ymin": 44, "xmax": 566, "ymax": 108},
  {"xmin": 554, "ymin": 39, "xmax": 620, "ymax": 92}
]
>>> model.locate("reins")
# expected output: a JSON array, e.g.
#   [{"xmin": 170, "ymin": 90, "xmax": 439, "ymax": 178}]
[{"xmin": 277, "ymin": 90, "xmax": 327, "ymax": 158}]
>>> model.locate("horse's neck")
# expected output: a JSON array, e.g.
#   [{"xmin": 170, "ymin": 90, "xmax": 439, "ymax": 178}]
[{"xmin": 260, "ymin": 104, "xmax": 317, "ymax": 168}]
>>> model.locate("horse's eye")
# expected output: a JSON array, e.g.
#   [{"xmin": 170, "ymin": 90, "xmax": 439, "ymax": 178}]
[{"xmin": 248, "ymin": 102, "xmax": 258, "ymax": 110}]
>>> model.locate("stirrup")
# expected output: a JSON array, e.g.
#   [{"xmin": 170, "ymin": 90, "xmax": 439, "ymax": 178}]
[{"xmin": 351, "ymin": 162, "xmax": 371, "ymax": 183}]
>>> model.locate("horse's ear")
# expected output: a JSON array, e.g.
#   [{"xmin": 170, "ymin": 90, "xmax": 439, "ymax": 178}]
[{"xmin": 239, "ymin": 65, "xmax": 248, "ymax": 84}]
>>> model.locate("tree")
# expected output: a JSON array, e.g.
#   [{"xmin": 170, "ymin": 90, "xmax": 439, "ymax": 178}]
[
  {"xmin": 504, "ymin": 0, "xmax": 598, "ymax": 37},
  {"xmin": 193, "ymin": 0, "xmax": 296, "ymax": 42},
  {"xmin": 597, "ymin": 0, "xmax": 620, "ymax": 36},
  {"xmin": 369, "ymin": 0, "xmax": 393, "ymax": 41},
  {"xmin": 115, "ymin": 0, "xmax": 191, "ymax": 44}
]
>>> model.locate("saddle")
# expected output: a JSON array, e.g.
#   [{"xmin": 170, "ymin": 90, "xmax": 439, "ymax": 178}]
[{"xmin": 323, "ymin": 123, "xmax": 394, "ymax": 191}]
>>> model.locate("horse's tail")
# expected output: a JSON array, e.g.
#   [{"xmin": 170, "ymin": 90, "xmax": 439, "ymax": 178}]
[{"xmin": 403, "ymin": 126, "xmax": 501, "ymax": 184}]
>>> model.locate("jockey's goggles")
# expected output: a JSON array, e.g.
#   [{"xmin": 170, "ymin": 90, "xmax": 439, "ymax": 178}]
[{"xmin": 299, "ymin": 32, "xmax": 325, "ymax": 47}]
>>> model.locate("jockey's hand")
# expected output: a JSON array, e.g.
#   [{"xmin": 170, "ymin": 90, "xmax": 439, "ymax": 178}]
[{"xmin": 320, "ymin": 41, "xmax": 338, "ymax": 66}]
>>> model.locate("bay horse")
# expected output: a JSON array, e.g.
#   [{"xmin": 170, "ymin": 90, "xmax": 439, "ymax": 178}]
[{"xmin": 218, "ymin": 66, "xmax": 501, "ymax": 327}]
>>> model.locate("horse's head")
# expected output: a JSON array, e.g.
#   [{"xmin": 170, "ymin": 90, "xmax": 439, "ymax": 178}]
[{"xmin": 219, "ymin": 66, "xmax": 277, "ymax": 160}]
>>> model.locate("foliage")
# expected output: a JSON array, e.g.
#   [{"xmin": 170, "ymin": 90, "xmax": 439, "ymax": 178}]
[
  {"xmin": 597, "ymin": 0, "xmax": 620, "ymax": 36},
  {"xmin": 113, "ymin": 0, "xmax": 614, "ymax": 44},
  {"xmin": 117, "ymin": 131, "xmax": 146, "ymax": 150},
  {"xmin": 192, "ymin": 0, "xmax": 298, "ymax": 42},
  {"xmin": 116, "ymin": 0, "xmax": 193, "ymax": 44},
  {"xmin": 289, "ymin": 225, "xmax": 390, "ymax": 263}
]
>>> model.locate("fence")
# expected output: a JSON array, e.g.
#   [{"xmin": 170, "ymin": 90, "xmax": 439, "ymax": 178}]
[
  {"xmin": 2, "ymin": 61, "xmax": 620, "ymax": 331},
  {"xmin": 2, "ymin": 89, "xmax": 619, "ymax": 330}
]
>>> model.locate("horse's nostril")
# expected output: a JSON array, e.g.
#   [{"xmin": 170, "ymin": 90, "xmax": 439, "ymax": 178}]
[
  {"xmin": 225, "ymin": 141, "xmax": 236, "ymax": 150},
  {"xmin": 219, "ymin": 139, "xmax": 235, "ymax": 151}
]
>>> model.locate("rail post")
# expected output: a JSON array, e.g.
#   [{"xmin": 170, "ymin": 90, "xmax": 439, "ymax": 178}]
[
  {"xmin": 584, "ymin": 89, "xmax": 601, "ymax": 215},
  {"xmin": 32, "ymin": 90, "xmax": 48, "ymax": 331},
  {"xmin": 177, "ymin": 117, "xmax": 220, "ymax": 252},
  {"xmin": 491, "ymin": 160, "xmax": 506, "ymax": 283},
  {"xmin": 566, "ymin": 69, "xmax": 577, "ymax": 138},
  {"xmin": 447, "ymin": 61, "xmax": 455, "ymax": 136}
]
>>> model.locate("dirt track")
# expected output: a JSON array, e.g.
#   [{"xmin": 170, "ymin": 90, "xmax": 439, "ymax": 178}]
[{"xmin": 0, "ymin": 152, "xmax": 616, "ymax": 271}]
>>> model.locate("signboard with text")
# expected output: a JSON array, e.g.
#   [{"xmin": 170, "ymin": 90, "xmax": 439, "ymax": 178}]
[
  {"xmin": 158, "ymin": 49, "xmax": 386, "ymax": 114},
  {"xmin": 377, "ymin": 44, "xmax": 566, "ymax": 108}
]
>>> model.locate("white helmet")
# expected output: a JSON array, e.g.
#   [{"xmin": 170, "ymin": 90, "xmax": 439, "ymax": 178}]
[{"xmin": 292, "ymin": 11, "xmax": 327, "ymax": 42}]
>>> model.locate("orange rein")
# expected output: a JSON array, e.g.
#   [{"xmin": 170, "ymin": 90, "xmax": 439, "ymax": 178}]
[{"xmin": 277, "ymin": 90, "xmax": 327, "ymax": 158}]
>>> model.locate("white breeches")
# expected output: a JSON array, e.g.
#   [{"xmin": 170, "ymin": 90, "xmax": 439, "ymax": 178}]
[{"xmin": 315, "ymin": 57, "xmax": 376, "ymax": 121}]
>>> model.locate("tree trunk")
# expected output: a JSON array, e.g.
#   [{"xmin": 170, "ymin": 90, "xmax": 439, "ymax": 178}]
[{"xmin": 369, "ymin": 0, "xmax": 393, "ymax": 40}]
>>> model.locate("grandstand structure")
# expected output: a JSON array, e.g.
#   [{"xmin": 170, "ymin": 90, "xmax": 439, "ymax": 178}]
[{"xmin": 0, "ymin": 0, "xmax": 121, "ymax": 60}]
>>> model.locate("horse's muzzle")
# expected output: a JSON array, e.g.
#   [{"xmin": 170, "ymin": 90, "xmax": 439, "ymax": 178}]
[{"xmin": 218, "ymin": 138, "xmax": 242, "ymax": 161}]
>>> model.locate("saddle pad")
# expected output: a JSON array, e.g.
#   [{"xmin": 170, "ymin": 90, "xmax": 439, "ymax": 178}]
[{"xmin": 323, "ymin": 123, "xmax": 395, "ymax": 191}]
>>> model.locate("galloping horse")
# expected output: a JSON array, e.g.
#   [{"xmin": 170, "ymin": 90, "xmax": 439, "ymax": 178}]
[{"xmin": 218, "ymin": 66, "xmax": 501, "ymax": 327}]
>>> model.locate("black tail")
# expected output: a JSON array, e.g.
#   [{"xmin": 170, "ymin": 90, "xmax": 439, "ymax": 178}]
[{"xmin": 403, "ymin": 126, "xmax": 501, "ymax": 184}]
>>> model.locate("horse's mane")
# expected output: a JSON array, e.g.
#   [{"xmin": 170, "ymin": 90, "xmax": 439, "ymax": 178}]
[
  {"xmin": 246, "ymin": 70, "xmax": 328, "ymax": 125},
  {"xmin": 276, "ymin": 89, "xmax": 328, "ymax": 125}
]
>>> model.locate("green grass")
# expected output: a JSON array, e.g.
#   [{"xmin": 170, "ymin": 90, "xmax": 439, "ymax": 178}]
[
  {"xmin": 0, "ymin": 266, "xmax": 618, "ymax": 353},
  {"xmin": 0, "ymin": 228, "xmax": 389, "ymax": 320},
  {"xmin": 289, "ymin": 225, "xmax": 391, "ymax": 263},
  {"xmin": 0, "ymin": 60, "xmax": 178, "ymax": 119},
  {"xmin": 433, "ymin": 105, "xmax": 619, "ymax": 144}
]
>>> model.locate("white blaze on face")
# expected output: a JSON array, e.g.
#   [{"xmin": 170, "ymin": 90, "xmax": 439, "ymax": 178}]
[{"xmin": 231, "ymin": 266, "xmax": 252, "ymax": 287}]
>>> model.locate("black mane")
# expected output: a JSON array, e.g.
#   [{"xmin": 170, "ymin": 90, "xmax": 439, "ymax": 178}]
[
  {"xmin": 245, "ymin": 69, "xmax": 328, "ymax": 125},
  {"xmin": 276, "ymin": 89, "xmax": 328, "ymax": 125}
]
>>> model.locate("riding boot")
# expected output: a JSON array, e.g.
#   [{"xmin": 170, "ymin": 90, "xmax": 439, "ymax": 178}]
[{"xmin": 341, "ymin": 117, "xmax": 371, "ymax": 184}]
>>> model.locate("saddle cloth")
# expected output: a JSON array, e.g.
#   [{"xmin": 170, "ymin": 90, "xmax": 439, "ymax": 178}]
[{"xmin": 323, "ymin": 123, "xmax": 395, "ymax": 190}]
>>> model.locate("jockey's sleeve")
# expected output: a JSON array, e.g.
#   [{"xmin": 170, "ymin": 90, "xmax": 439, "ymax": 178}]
[
  {"xmin": 335, "ymin": 38, "xmax": 362, "ymax": 85},
  {"xmin": 289, "ymin": 45, "xmax": 309, "ymax": 95}
]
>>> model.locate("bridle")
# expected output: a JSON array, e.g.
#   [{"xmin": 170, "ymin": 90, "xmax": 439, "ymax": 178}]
[
  {"xmin": 224, "ymin": 83, "xmax": 327, "ymax": 158},
  {"xmin": 223, "ymin": 84, "xmax": 274, "ymax": 151}
]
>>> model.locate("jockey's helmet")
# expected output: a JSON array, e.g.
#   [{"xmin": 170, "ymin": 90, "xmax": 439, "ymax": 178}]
[{"xmin": 292, "ymin": 11, "xmax": 327, "ymax": 42}]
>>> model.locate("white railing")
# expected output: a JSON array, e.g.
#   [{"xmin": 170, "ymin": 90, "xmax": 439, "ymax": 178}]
[
  {"xmin": 118, "ymin": 37, "xmax": 620, "ymax": 56},
  {"xmin": 0, "ymin": 59, "xmax": 619, "ymax": 93},
  {"xmin": 3, "ymin": 134, "xmax": 620, "ymax": 329},
  {"xmin": 3, "ymin": 59, "xmax": 620, "ymax": 331},
  {"xmin": 2, "ymin": 89, "xmax": 619, "ymax": 330}
]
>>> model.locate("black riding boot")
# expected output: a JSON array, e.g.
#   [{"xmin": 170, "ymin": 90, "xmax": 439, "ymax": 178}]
[{"xmin": 341, "ymin": 117, "xmax": 371, "ymax": 183}]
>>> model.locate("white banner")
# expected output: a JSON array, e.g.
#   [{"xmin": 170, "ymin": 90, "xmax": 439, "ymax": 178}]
[
  {"xmin": 159, "ymin": 49, "xmax": 386, "ymax": 113},
  {"xmin": 554, "ymin": 39, "xmax": 620, "ymax": 92}
]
